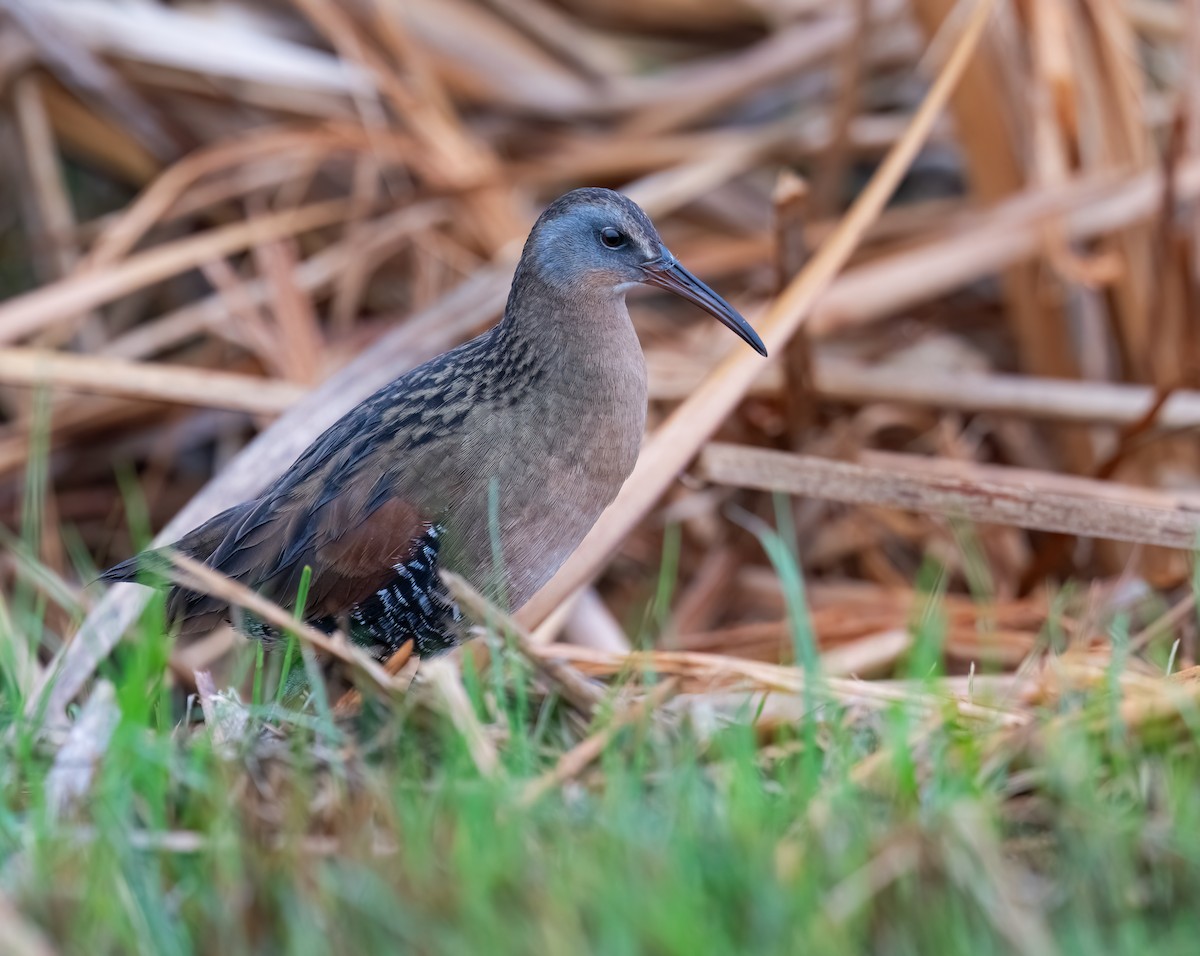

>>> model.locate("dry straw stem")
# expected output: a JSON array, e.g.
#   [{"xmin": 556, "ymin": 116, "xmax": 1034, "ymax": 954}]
[
  {"xmin": 39, "ymin": 82, "xmax": 161, "ymax": 185},
  {"xmin": 34, "ymin": 0, "xmax": 373, "ymax": 108},
  {"xmin": 420, "ymin": 656, "xmax": 500, "ymax": 778},
  {"xmin": 650, "ymin": 353, "xmax": 1200, "ymax": 430},
  {"xmin": 819, "ymin": 835, "xmax": 923, "ymax": 928},
  {"xmin": 912, "ymin": 0, "xmax": 1082, "ymax": 412},
  {"xmin": 516, "ymin": 0, "xmax": 999, "ymax": 630},
  {"xmin": 527, "ymin": 644, "xmax": 1027, "ymax": 728},
  {"xmin": 0, "ymin": 200, "xmax": 355, "ymax": 345},
  {"xmin": 620, "ymin": 17, "xmax": 855, "ymax": 135},
  {"xmin": 102, "ymin": 202, "xmax": 449, "ymax": 362},
  {"xmin": 0, "ymin": 889, "xmax": 58, "ymax": 956},
  {"xmin": 12, "ymin": 74, "xmax": 80, "ymax": 283},
  {"xmin": 1116, "ymin": 675, "xmax": 1200, "ymax": 734},
  {"xmin": 819, "ymin": 629, "xmax": 913, "ymax": 679},
  {"xmin": 164, "ymin": 553, "xmax": 402, "ymax": 697},
  {"xmin": 808, "ymin": 159, "xmax": 1200, "ymax": 338},
  {"xmin": 563, "ymin": 586, "xmax": 632, "ymax": 654},
  {"xmin": 0, "ymin": 348, "xmax": 305, "ymax": 415},
  {"xmin": 290, "ymin": 0, "xmax": 521, "ymax": 250},
  {"xmin": 812, "ymin": 359, "xmax": 1200, "ymax": 430},
  {"xmin": 332, "ymin": 643, "xmax": 415, "ymax": 719},
  {"xmin": 800, "ymin": 151, "xmax": 1200, "ymax": 339},
  {"xmin": 985, "ymin": 667, "xmax": 1200, "ymax": 769},
  {"xmin": 518, "ymin": 677, "xmax": 679, "ymax": 807},
  {"xmin": 43, "ymin": 680, "xmax": 118, "ymax": 821},
  {"xmin": 441, "ymin": 570, "xmax": 605, "ymax": 717},
  {"xmin": 699, "ymin": 443, "xmax": 1200, "ymax": 551},
  {"xmin": 3, "ymin": 0, "xmax": 179, "ymax": 163},
  {"xmin": 83, "ymin": 125, "xmax": 413, "ymax": 269}
]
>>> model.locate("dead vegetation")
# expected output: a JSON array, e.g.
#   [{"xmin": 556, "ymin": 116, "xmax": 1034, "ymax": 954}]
[{"xmin": 1, "ymin": 0, "xmax": 1200, "ymax": 837}]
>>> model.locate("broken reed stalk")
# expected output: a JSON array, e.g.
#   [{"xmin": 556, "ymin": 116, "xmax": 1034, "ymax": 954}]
[
  {"xmin": 526, "ymin": 644, "xmax": 1027, "ymax": 727},
  {"xmin": 517, "ymin": 0, "xmax": 1000, "ymax": 630},
  {"xmin": 699, "ymin": 443, "xmax": 1200, "ymax": 550},
  {"xmin": 0, "ymin": 348, "xmax": 306, "ymax": 414}
]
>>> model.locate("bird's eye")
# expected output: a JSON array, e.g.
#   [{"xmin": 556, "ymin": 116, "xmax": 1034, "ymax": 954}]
[{"xmin": 599, "ymin": 226, "xmax": 626, "ymax": 249}]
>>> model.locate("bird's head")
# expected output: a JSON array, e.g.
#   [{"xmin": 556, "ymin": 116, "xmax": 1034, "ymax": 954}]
[{"xmin": 519, "ymin": 187, "xmax": 767, "ymax": 357}]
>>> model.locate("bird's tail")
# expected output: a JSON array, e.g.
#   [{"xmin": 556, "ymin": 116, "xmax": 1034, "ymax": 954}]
[
  {"xmin": 97, "ymin": 547, "xmax": 174, "ymax": 585},
  {"xmin": 98, "ymin": 500, "xmax": 254, "ymax": 588}
]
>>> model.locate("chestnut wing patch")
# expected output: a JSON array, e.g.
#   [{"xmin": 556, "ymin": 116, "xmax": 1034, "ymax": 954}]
[
  {"xmin": 167, "ymin": 482, "xmax": 434, "ymax": 631},
  {"xmin": 313, "ymin": 524, "xmax": 463, "ymax": 658}
]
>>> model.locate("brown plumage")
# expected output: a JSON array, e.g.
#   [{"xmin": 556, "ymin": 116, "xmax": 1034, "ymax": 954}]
[{"xmin": 102, "ymin": 188, "xmax": 766, "ymax": 660}]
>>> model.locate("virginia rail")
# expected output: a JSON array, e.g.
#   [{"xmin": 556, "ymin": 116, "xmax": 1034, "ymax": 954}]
[{"xmin": 103, "ymin": 188, "xmax": 767, "ymax": 659}]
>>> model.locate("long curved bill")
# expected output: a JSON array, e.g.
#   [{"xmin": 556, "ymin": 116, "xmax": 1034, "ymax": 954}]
[{"xmin": 643, "ymin": 250, "xmax": 767, "ymax": 357}]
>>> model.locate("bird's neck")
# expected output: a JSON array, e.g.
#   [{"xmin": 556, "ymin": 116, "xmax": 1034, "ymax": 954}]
[{"xmin": 497, "ymin": 268, "xmax": 645, "ymax": 387}]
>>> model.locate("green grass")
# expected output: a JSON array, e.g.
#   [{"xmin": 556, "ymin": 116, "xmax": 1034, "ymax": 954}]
[{"xmin": 3, "ymin": 579, "xmax": 1200, "ymax": 955}]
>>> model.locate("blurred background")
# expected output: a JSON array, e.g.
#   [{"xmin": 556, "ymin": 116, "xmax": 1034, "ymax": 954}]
[{"xmin": 1, "ymin": 0, "xmax": 1198, "ymax": 683}]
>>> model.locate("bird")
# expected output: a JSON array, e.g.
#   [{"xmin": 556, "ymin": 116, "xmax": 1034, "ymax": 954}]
[{"xmin": 101, "ymin": 188, "xmax": 767, "ymax": 662}]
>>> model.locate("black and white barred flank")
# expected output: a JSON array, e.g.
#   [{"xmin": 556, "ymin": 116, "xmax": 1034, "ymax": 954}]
[
  {"xmin": 242, "ymin": 524, "xmax": 462, "ymax": 660},
  {"xmin": 334, "ymin": 524, "xmax": 462, "ymax": 659}
]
